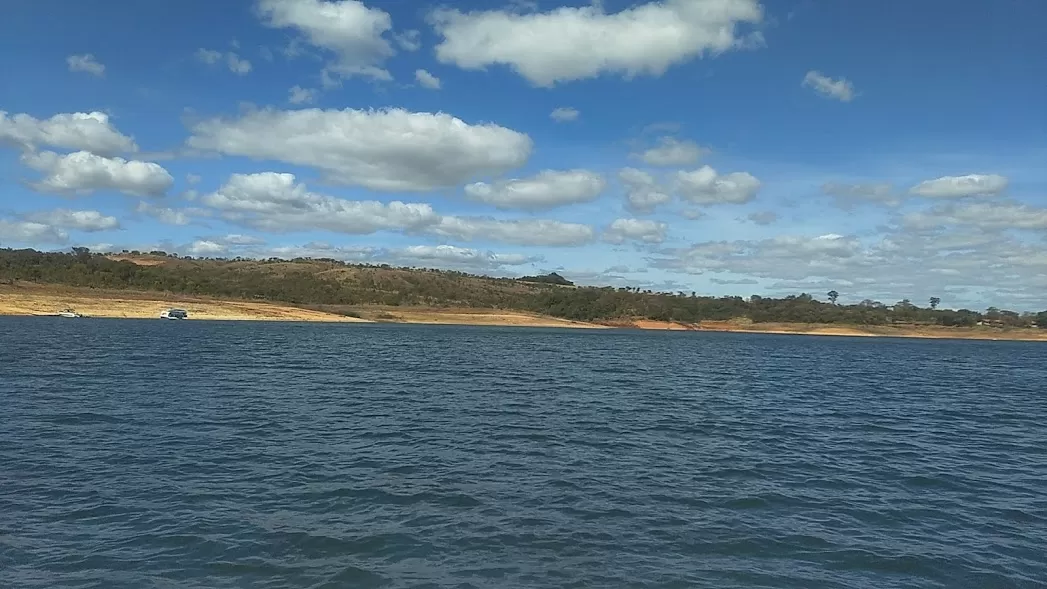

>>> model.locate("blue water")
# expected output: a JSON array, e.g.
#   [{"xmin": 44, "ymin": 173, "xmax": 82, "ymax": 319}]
[{"xmin": 1, "ymin": 318, "xmax": 1045, "ymax": 588}]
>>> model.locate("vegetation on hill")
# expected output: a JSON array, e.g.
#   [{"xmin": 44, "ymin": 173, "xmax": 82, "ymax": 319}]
[
  {"xmin": 517, "ymin": 272, "xmax": 574, "ymax": 286},
  {"xmin": 1, "ymin": 248, "xmax": 1044, "ymax": 328}
]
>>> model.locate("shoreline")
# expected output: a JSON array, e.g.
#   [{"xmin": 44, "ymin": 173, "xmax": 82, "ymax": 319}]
[{"xmin": 2, "ymin": 285, "xmax": 1045, "ymax": 341}]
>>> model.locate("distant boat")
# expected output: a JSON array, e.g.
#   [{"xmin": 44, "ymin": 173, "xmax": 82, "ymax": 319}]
[
  {"xmin": 57, "ymin": 308, "xmax": 82, "ymax": 318},
  {"xmin": 160, "ymin": 308, "xmax": 188, "ymax": 320}
]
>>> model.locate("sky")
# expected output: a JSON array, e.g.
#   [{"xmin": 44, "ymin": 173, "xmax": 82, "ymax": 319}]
[{"xmin": 1, "ymin": 0, "xmax": 1045, "ymax": 310}]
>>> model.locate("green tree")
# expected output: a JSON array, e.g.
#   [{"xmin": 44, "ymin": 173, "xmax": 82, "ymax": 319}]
[
  {"xmin": 929, "ymin": 296, "xmax": 941, "ymax": 310},
  {"xmin": 827, "ymin": 290, "xmax": 839, "ymax": 304}
]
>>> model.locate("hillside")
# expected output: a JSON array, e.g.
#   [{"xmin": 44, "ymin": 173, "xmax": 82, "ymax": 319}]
[{"xmin": 1, "ymin": 248, "xmax": 1045, "ymax": 332}]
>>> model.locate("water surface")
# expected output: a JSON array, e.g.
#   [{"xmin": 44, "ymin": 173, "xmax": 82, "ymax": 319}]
[{"xmin": 1, "ymin": 318, "xmax": 1045, "ymax": 588}]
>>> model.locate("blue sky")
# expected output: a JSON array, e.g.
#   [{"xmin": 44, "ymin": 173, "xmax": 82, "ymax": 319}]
[{"xmin": 1, "ymin": 0, "xmax": 1045, "ymax": 310}]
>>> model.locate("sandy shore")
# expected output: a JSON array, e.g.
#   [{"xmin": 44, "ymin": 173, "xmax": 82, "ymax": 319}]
[
  {"xmin": 2, "ymin": 284, "xmax": 1044, "ymax": 340},
  {"xmin": 0, "ymin": 285, "xmax": 368, "ymax": 323},
  {"xmin": 601, "ymin": 319, "xmax": 1047, "ymax": 341},
  {"xmin": 342, "ymin": 305, "xmax": 606, "ymax": 329}
]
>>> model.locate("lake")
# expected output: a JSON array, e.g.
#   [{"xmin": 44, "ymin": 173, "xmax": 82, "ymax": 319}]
[{"xmin": 1, "ymin": 318, "xmax": 1045, "ymax": 588}]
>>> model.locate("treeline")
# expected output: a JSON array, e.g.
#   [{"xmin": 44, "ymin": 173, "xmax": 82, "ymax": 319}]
[{"xmin": 1, "ymin": 248, "xmax": 1044, "ymax": 328}]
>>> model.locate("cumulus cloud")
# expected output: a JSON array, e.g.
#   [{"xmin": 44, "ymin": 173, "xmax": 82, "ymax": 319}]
[
  {"xmin": 430, "ymin": 0, "xmax": 764, "ymax": 86},
  {"xmin": 186, "ymin": 107, "xmax": 532, "ymax": 191},
  {"xmin": 67, "ymin": 54, "xmax": 105, "ymax": 76},
  {"xmin": 387, "ymin": 244, "xmax": 538, "ymax": 269},
  {"xmin": 653, "ymin": 233, "xmax": 861, "ymax": 278},
  {"xmin": 21, "ymin": 151, "xmax": 173, "ymax": 197},
  {"xmin": 802, "ymin": 70, "xmax": 856, "ymax": 102},
  {"xmin": 649, "ymin": 223, "xmax": 1047, "ymax": 309},
  {"xmin": 909, "ymin": 174, "xmax": 1008, "ymax": 198},
  {"xmin": 136, "ymin": 201, "xmax": 194, "ymax": 226},
  {"xmin": 394, "ymin": 30, "xmax": 421, "ymax": 52},
  {"xmin": 187, "ymin": 240, "xmax": 229, "ymax": 256},
  {"xmin": 193, "ymin": 241, "xmax": 537, "ymax": 272},
  {"xmin": 0, "ymin": 111, "xmax": 136, "ymax": 156},
  {"xmin": 464, "ymin": 169, "xmax": 605, "ymax": 210},
  {"xmin": 674, "ymin": 165, "xmax": 760, "ymax": 205},
  {"xmin": 822, "ymin": 182, "xmax": 899, "ymax": 209},
  {"xmin": 550, "ymin": 107, "xmax": 579, "ymax": 122},
  {"xmin": 196, "ymin": 48, "xmax": 253, "ymax": 75},
  {"xmin": 203, "ymin": 172, "xmax": 440, "ymax": 233},
  {"xmin": 414, "ymin": 68, "xmax": 441, "ymax": 89},
  {"xmin": 288, "ymin": 85, "xmax": 318, "ymax": 104},
  {"xmin": 619, "ymin": 167, "xmax": 671, "ymax": 213},
  {"xmin": 635, "ymin": 136, "xmax": 708, "ymax": 166},
  {"xmin": 201, "ymin": 172, "xmax": 595, "ymax": 247},
  {"xmin": 430, "ymin": 217, "xmax": 594, "ymax": 247},
  {"xmin": 902, "ymin": 201, "xmax": 1047, "ymax": 232},
  {"xmin": 256, "ymin": 0, "xmax": 396, "ymax": 82},
  {"xmin": 25, "ymin": 209, "xmax": 120, "ymax": 232},
  {"xmin": 0, "ymin": 220, "xmax": 69, "ymax": 244},
  {"xmin": 603, "ymin": 218, "xmax": 668, "ymax": 244}
]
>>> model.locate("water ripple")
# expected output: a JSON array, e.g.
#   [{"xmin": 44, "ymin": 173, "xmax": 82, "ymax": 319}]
[{"xmin": 2, "ymin": 319, "xmax": 1046, "ymax": 588}]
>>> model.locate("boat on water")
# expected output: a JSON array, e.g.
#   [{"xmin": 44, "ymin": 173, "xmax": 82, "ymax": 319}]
[
  {"xmin": 57, "ymin": 308, "xmax": 83, "ymax": 318},
  {"xmin": 160, "ymin": 308, "xmax": 188, "ymax": 320}
]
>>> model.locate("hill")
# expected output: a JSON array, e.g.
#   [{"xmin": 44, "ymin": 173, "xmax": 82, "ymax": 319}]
[{"xmin": 1, "ymin": 248, "xmax": 1045, "ymax": 332}]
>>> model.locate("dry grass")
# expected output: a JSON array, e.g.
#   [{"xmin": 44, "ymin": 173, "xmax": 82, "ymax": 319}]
[{"xmin": 0, "ymin": 284, "xmax": 368, "ymax": 322}]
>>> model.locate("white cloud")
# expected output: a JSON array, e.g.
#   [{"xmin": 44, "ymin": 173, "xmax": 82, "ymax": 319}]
[
  {"xmin": 603, "ymin": 218, "xmax": 667, "ymax": 244},
  {"xmin": 220, "ymin": 234, "xmax": 267, "ymax": 246},
  {"xmin": 0, "ymin": 111, "xmax": 136, "ymax": 156},
  {"xmin": 394, "ymin": 29, "xmax": 421, "ymax": 52},
  {"xmin": 619, "ymin": 167, "xmax": 671, "ymax": 213},
  {"xmin": 414, "ymin": 69, "xmax": 441, "ymax": 89},
  {"xmin": 136, "ymin": 201, "xmax": 193, "ymax": 226},
  {"xmin": 187, "ymin": 107, "xmax": 532, "ymax": 191},
  {"xmin": 653, "ymin": 233, "xmax": 861, "ymax": 278},
  {"xmin": 201, "ymin": 172, "xmax": 594, "ymax": 247},
  {"xmin": 227, "ymin": 53, "xmax": 253, "ymax": 75},
  {"xmin": 802, "ymin": 70, "xmax": 856, "ymax": 102},
  {"xmin": 909, "ymin": 174, "xmax": 1008, "ymax": 198},
  {"xmin": 21, "ymin": 151, "xmax": 173, "ymax": 197},
  {"xmin": 388, "ymin": 244, "xmax": 538, "ymax": 269},
  {"xmin": 822, "ymin": 182, "xmax": 899, "ymax": 208},
  {"xmin": 429, "ymin": 0, "xmax": 764, "ymax": 87},
  {"xmin": 186, "ymin": 174, "xmax": 202, "ymax": 185},
  {"xmin": 203, "ymin": 172, "xmax": 441, "ymax": 234},
  {"xmin": 0, "ymin": 220, "xmax": 68, "ymax": 244},
  {"xmin": 430, "ymin": 217, "xmax": 594, "ymax": 246},
  {"xmin": 67, "ymin": 54, "xmax": 105, "ymax": 76},
  {"xmin": 464, "ymin": 169, "xmax": 605, "ymax": 210},
  {"xmin": 197, "ymin": 48, "xmax": 253, "ymax": 75},
  {"xmin": 187, "ymin": 240, "xmax": 228, "ymax": 256},
  {"xmin": 635, "ymin": 136, "xmax": 708, "ymax": 166},
  {"xmin": 25, "ymin": 209, "xmax": 120, "ymax": 232},
  {"xmin": 674, "ymin": 165, "xmax": 760, "ymax": 205},
  {"xmin": 288, "ymin": 85, "xmax": 318, "ymax": 104},
  {"xmin": 550, "ymin": 107, "xmax": 579, "ymax": 122},
  {"xmin": 649, "ymin": 224, "xmax": 1047, "ymax": 309},
  {"xmin": 256, "ymin": 0, "xmax": 396, "ymax": 82},
  {"xmin": 902, "ymin": 201, "xmax": 1047, "ymax": 232},
  {"xmin": 196, "ymin": 48, "xmax": 223, "ymax": 64},
  {"xmin": 747, "ymin": 211, "xmax": 778, "ymax": 225}
]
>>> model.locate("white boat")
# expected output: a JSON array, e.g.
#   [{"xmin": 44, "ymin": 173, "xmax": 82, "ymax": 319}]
[
  {"xmin": 160, "ymin": 308, "xmax": 188, "ymax": 320},
  {"xmin": 58, "ymin": 308, "xmax": 82, "ymax": 318}
]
